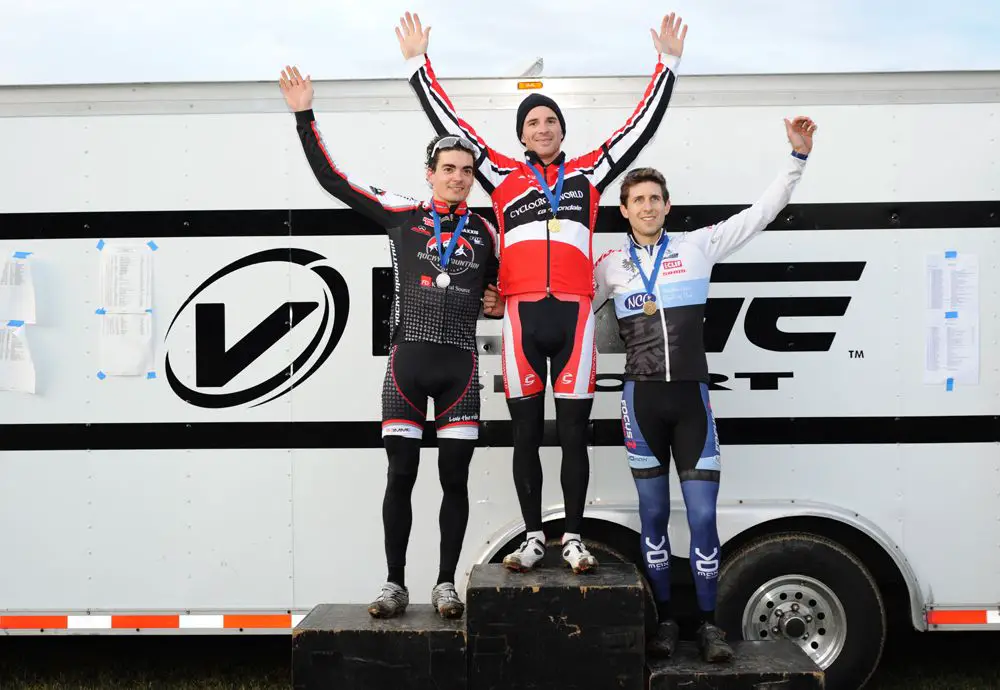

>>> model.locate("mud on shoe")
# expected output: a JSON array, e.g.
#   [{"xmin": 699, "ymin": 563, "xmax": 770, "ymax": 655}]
[
  {"xmin": 431, "ymin": 582, "xmax": 464, "ymax": 619},
  {"xmin": 697, "ymin": 622, "xmax": 734, "ymax": 663},
  {"xmin": 647, "ymin": 619, "xmax": 680, "ymax": 658},
  {"xmin": 561, "ymin": 538, "xmax": 598, "ymax": 573},
  {"xmin": 502, "ymin": 536, "xmax": 546, "ymax": 572},
  {"xmin": 367, "ymin": 581, "xmax": 409, "ymax": 618}
]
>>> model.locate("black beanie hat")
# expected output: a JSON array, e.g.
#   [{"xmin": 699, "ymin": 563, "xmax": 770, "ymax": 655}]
[{"xmin": 516, "ymin": 93, "xmax": 566, "ymax": 143}]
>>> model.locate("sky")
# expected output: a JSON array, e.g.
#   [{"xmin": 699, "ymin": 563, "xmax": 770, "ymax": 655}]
[{"xmin": 1, "ymin": 0, "xmax": 999, "ymax": 86}]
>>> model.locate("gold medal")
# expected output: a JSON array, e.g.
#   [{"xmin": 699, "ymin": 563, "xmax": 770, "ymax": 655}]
[
  {"xmin": 642, "ymin": 300, "xmax": 657, "ymax": 316},
  {"xmin": 548, "ymin": 218, "xmax": 561, "ymax": 233}
]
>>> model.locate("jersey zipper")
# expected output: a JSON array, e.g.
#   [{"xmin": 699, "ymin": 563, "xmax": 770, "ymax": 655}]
[
  {"xmin": 441, "ymin": 278, "xmax": 449, "ymax": 337},
  {"xmin": 441, "ymin": 215, "xmax": 451, "ymax": 333},
  {"xmin": 657, "ymin": 293, "xmax": 669, "ymax": 381},
  {"xmin": 544, "ymin": 162, "xmax": 552, "ymax": 296},
  {"xmin": 644, "ymin": 243, "xmax": 671, "ymax": 381},
  {"xmin": 546, "ymin": 217, "xmax": 552, "ymax": 295}
]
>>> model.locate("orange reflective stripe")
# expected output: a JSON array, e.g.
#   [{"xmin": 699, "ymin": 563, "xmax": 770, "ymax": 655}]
[
  {"xmin": 0, "ymin": 611, "xmax": 301, "ymax": 630},
  {"xmin": 927, "ymin": 610, "xmax": 987, "ymax": 625},
  {"xmin": 224, "ymin": 614, "xmax": 292, "ymax": 629},
  {"xmin": 112, "ymin": 615, "xmax": 180, "ymax": 629},
  {"xmin": 0, "ymin": 616, "xmax": 68, "ymax": 629}
]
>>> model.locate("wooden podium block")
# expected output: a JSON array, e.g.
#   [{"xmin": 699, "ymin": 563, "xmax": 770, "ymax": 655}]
[
  {"xmin": 292, "ymin": 603, "xmax": 467, "ymax": 690},
  {"xmin": 647, "ymin": 639, "xmax": 825, "ymax": 689},
  {"xmin": 466, "ymin": 563, "xmax": 646, "ymax": 690}
]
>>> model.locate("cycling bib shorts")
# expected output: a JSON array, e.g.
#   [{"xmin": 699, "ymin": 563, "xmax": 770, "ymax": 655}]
[
  {"xmin": 381, "ymin": 341, "xmax": 480, "ymax": 441},
  {"xmin": 501, "ymin": 292, "xmax": 596, "ymax": 400}
]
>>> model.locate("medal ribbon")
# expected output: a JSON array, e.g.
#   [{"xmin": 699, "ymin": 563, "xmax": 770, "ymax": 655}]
[
  {"xmin": 628, "ymin": 233, "xmax": 670, "ymax": 304},
  {"xmin": 528, "ymin": 163, "xmax": 565, "ymax": 221},
  {"xmin": 432, "ymin": 209, "xmax": 469, "ymax": 272}
]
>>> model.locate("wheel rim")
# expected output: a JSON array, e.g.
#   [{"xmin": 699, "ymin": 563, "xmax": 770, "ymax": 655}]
[{"xmin": 740, "ymin": 574, "xmax": 847, "ymax": 670}]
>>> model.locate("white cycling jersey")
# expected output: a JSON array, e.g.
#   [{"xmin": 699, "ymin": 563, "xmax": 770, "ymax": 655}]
[{"xmin": 593, "ymin": 152, "xmax": 808, "ymax": 382}]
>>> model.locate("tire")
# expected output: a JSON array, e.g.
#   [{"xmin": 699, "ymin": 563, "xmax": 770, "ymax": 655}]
[{"xmin": 716, "ymin": 532, "xmax": 885, "ymax": 690}]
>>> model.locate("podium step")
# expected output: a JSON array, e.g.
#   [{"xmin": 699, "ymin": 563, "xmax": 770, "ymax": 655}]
[
  {"xmin": 647, "ymin": 639, "xmax": 825, "ymax": 689},
  {"xmin": 292, "ymin": 603, "xmax": 466, "ymax": 690},
  {"xmin": 467, "ymin": 562, "xmax": 646, "ymax": 690}
]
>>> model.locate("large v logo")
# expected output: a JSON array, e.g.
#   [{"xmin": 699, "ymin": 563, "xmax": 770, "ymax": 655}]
[{"xmin": 195, "ymin": 302, "xmax": 318, "ymax": 387}]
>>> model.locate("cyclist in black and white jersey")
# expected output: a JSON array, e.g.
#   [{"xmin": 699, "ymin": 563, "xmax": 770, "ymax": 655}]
[
  {"xmin": 593, "ymin": 116, "xmax": 817, "ymax": 661},
  {"xmin": 280, "ymin": 65, "xmax": 502, "ymax": 620}
]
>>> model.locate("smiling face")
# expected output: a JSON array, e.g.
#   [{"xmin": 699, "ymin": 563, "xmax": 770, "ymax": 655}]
[
  {"xmin": 520, "ymin": 105, "xmax": 563, "ymax": 162},
  {"xmin": 620, "ymin": 179, "xmax": 670, "ymax": 243},
  {"xmin": 426, "ymin": 148, "xmax": 475, "ymax": 204}
]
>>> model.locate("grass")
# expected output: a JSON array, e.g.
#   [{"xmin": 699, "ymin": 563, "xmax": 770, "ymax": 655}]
[
  {"xmin": 867, "ymin": 625, "xmax": 1000, "ymax": 689},
  {"xmin": 1, "ymin": 625, "xmax": 998, "ymax": 688},
  {"xmin": 0, "ymin": 636, "xmax": 290, "ymax": 690}
]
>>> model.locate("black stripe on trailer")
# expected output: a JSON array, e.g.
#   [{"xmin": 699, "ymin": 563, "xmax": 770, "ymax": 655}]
[
  {"xmin": 0, "ymin": 416, "xmax": 995, "ymax": 451},
  {"xmin": 0, "ymin": 200, "xmax": 996, "ymax": 239}
]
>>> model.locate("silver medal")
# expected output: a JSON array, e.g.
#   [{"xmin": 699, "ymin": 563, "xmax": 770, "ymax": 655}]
[{"xmin": 436, "ymin": 273, "xmax": 451, "ymax": 288}]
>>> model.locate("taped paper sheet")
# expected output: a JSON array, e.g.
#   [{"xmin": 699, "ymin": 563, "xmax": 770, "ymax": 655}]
[
  {"xmin": 100, "ymin": 242, "xmax": 152, "ymax": 314},
  {"xmin": 924, "ymin": 252, "xmax": 979, "ymax": 386},
  {"xmin": 99, "ymin": 313, "xmax": 154, "ymax": 376},
  {"xmin": 0, "ymin": 322, "xmax": 36, "ymax": 393},
  {"xmin": 0, "ymin": 253, "xmax": 36, "ymax": 324}
]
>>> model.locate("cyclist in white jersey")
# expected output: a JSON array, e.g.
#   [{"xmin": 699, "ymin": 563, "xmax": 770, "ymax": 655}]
[{"xmin": 592, "ymin": 116, "xmax": 817, "ymax": 661}]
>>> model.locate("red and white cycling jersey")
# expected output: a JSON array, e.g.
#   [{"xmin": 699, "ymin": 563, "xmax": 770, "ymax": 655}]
[{"xmin": 407, "ymin": 52, "xmax": 680, "ymax": 299}]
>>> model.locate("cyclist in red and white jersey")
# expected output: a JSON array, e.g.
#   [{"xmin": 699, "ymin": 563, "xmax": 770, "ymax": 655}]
[{"xmin": 397, "ymin": 11, "xmax": 687, "ymax": 574}]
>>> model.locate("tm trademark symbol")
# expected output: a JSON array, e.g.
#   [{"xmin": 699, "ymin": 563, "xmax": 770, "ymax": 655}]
[{"xmin": 849, "ymin": 349, "xmax": 865, "ymax": 359}]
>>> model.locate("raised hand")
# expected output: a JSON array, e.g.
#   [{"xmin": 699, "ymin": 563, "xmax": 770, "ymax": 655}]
[
  {"xmin": 483, "ymin": 283, "xmax": 504, "ymax": 318},
  {"xmin": 396, "ymin": 11, "xmax": 431, "ymax": 60},
  {"xmin": 651, "ymin": 13, "xmax": 687, "ymax": 57},
  {"xmin": 279, "ymin": 65, "xmax": 313, "ymax": 112},
  {"xmin": 784, "ymin": 116, "xmax": 817, "ymax": 155}
]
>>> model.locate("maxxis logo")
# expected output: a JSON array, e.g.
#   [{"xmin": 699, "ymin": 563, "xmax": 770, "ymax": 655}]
[
  {"xmin": 164, "ymin": 248, "xmax": 349, "ymax": 409},
  {"xmin": 695, "ymin": 547, "xmax": 719, "ymax": 578},
  {"xmin": 645, "ymin": 536, "xmax": 670, "ymax": 568}
]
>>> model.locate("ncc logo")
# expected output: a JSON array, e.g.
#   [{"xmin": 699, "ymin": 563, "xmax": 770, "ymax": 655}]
[
  {"xmin": 164, "ymin": 248, "xmax": 349, "ymax": 408},
  {"xmin": 623, "ymin": 293, "xmax": 651, "ymax": 311}
]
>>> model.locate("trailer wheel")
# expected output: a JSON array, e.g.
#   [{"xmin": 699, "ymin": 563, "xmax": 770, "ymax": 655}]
[{"xmin": 716, "ymin": 532, "xmax": 885, "ymax": 690}]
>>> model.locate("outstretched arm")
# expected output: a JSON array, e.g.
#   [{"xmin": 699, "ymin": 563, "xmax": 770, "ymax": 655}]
[
  {"xmin": 280, "ymin": 66, "xmax": 421, "ymax": 226},
  {"xmin": 397, "ymin": 12, "xmax": 514, "ymax": 195},
  {"xmin": 690, "ymin": 116, "xmax": 818, "ymax": 264},
  {"xmin": 578, "ymin": 13, "xmax": 688, "ymax": 193}
]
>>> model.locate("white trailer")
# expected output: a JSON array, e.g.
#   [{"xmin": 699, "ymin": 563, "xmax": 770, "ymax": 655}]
[{"xmin": 0, "ymin": 65, "xmax": 996, "ymax": 690}]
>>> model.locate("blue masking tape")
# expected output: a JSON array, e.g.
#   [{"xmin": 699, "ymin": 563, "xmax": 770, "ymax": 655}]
[
  {"xmin": 96, "ymin": 239, "xmax": 105, "ymax": 251},
  {"xmin": 147, "ymin": 240, "xmax": 159, "ymax": 251},
  {"xmin": 96, "ymin": 371, "xmax": 106, "ymax": 380},
  {"xmin": 945, "ymin": 378, "xmax": 954, "ymax": 391},
  {"xmin": 95, "ymin": 308, "xmax": 106, "ymax": 315},
  {"xmin": 945, "ymin": 311, "xmax": 958, "ymax": 319},
  {"xmin": 12, "ymin": 251, "xmax": 32, "ymax": 259},
  {"xmin": 7, "ymin": 320, "xmax": 24, "ymax": 327},
  {"xmin": 147, "ymin": 371, "xmax": 157, "ymax": 379},
  {"xmin": 945, "ymin": 250, "xmax": 957, "ymax": 259}
]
